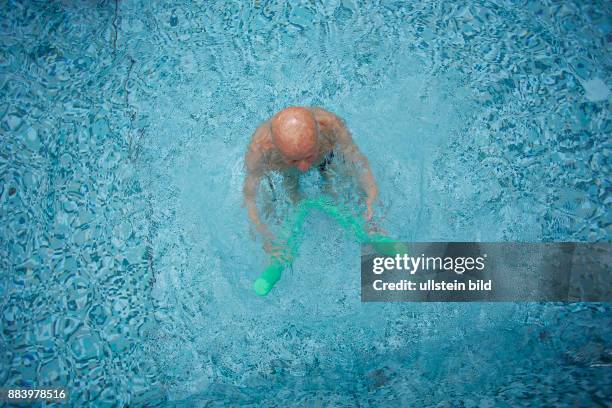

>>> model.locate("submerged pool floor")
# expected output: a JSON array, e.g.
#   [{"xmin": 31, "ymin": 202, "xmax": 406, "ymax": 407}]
[{"xmin": 1, "ymin": 0, "xmax": 610, "ymax": 406}]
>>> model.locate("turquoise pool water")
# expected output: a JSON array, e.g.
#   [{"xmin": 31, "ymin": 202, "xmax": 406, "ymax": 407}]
[{"xmin": 1, "ymin": 0, "xmax": 610, "ymax": 406}]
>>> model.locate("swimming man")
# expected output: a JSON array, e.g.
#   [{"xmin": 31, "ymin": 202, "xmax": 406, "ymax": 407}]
[{"xmin": 243, "ymin": 106, "xmax": 379, "ymax": 255}]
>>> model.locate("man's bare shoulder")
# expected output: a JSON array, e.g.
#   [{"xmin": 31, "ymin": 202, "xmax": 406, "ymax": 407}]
[
  {"xmin": 249, "ymin": 121, "xmax": 273, "ymax": 150},
  {"xmin": 310, "ymin": 107, "xmax": 352, "ymax": 149},
  {"xmin": 248, "ymin": 121, "xmax": 276, "ymax": 157},
  {"xmin": 310, "ymin": 107, "xmax": 343, "ymax": 131},
  {"xmin": 245, "ymin": 122, "xmax": 269, "ymax": 172}
]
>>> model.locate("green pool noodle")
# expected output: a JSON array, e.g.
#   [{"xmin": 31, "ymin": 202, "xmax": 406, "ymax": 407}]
[
  {"xmin": 252, "ymin": 260, "xmax": 284, "ymax": 296},
  {"xmin": 252, "ymin": 196, "xmax": 406, "ymax": 296}
]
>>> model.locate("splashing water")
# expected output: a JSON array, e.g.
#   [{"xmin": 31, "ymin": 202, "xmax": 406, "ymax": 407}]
[{"xmin": 1, "ymin": 0, "xmax": 610, "ymax": 406}]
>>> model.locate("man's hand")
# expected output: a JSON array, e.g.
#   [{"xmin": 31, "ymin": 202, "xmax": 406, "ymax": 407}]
[
  {"xmin": 258, "ymin": 225, "xmax": 276, "ymax": 252},
  {"xmin": 261, "ymin": 230, "xmax": 291, "ymax": 262},
  {"xmin": 365, "ymin": 197, "xmax": 375, "ymax": 222},
  {"xmin": 363, "ymin": 198, "xmax": 389, "ymax": 236},
  {"xmin": 256, "ymin": 224, "xmax": 284, "ymax": 259}
]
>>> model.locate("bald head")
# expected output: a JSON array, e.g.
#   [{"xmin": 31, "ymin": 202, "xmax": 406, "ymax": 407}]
[{"xmin": 271, "ymin": 107, "xmax": 318, "ymax": 160}]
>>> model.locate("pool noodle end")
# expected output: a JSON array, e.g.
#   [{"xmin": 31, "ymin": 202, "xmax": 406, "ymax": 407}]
[
  {"xmin": 252, "ymin": 261, "xmax": 284, "ymax": 296},
  {"xmin": 368, "ymin": 236, "xmax": 409, "ymax": 256}
]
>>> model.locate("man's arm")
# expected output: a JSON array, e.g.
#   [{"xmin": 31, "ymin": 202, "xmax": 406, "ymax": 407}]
[
  {"xmin": 329, "ymin": 112, "xmax": 379, "ymax": 221},
  {"xmin": 243, "ymin": 139, "xmax": 277, "ymax": 252}
]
